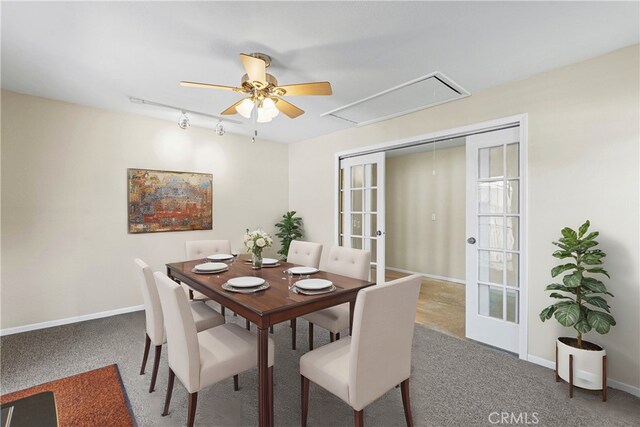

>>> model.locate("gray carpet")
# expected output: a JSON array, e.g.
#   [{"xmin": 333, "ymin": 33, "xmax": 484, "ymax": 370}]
[{"xmin": 1, "ymin": 311, "xmax": 638, "ymax": 426}]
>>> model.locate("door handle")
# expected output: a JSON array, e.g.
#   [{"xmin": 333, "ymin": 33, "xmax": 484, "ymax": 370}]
[
  {"xmin": 467, "ymin": 237, "xmax": 476, "ymax": 244},
  {"xmin": 376, "ymin": 230, "xmax": 384, "ymax": 236}
]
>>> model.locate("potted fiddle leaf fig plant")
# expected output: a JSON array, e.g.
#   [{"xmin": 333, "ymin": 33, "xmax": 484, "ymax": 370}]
[
  {"xmin": 539, "ymin": 220, "xmax": 615, "ymax": 400},
  {"xmin": 274, "ymin": 211, "xmax": 303, "ymax": 260}
]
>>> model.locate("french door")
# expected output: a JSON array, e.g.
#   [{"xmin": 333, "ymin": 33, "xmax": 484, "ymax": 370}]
[
  {"xmin": 339, "ymin": 153, "xmax": 386, "ymax": 285},
  {"xmin": 465, "ymin": 127, "xmax": 524, "ymax": 355}
]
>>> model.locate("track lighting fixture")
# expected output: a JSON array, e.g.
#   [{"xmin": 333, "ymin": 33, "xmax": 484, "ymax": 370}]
[
  {"xmin": 214, "ymin": 120, "xmax": 225, "ymax": 136},
  {"xmin": 178, "ymin": 112, "xmax": 190, "ymax": 129}
]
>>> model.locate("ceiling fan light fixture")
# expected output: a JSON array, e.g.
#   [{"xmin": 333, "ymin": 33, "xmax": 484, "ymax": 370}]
[
  {"xmin": 178, "ymin": 112, "xmax": 190, "ymax": 129},
  {"xmin": 236, "ymin": 98, "xmax": 254, "ymax": 118}
]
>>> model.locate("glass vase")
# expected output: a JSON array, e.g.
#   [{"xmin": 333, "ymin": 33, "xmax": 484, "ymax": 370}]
[{"xmin": 251, "ymin": 251, "xmax": 263, "ymax": 269}]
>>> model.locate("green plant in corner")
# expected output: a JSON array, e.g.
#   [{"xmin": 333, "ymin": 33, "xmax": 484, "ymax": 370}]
[
  {"xmin": 274, "ymin": 211, "xmax": 303, "ymax": 260},
  {"xmin": 539, "ymin": 220, "xmax": 616, "ymax": 349}
]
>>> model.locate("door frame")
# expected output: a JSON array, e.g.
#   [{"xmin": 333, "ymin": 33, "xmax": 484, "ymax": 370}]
[{"xmin": 334, "ymin": 113, "xmax": 529, "ymax": 360}]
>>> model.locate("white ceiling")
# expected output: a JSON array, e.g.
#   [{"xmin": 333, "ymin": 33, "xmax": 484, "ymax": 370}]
[{"xmin": 2, "ymin": 1, "xmax": 638, "ymax": 144}]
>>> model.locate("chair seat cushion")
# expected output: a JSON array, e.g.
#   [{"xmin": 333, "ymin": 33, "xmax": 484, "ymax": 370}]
[
  {"xmin": 302, "ymin": 303, "xmax": 350, "ymax": 333},
  {"xmin": 189, "ymin": 301, "xmax": 225, "ymax": 332},
  {"xmin": 300, "ymin": 337, "xmax": 351, "ymax": 405},
  {"xmin": 198, "ymin": 324, "xmax": 274, "ymax": 389}
]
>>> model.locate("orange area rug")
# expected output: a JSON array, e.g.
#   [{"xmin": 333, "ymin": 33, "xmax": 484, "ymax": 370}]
[{"xmin": 1, "ymin": 364, "xmax": 135, "ymax": 426}]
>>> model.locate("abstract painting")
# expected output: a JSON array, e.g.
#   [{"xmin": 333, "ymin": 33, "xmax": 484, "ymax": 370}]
[{"xmin": 128, "ymin": 168, "xmax": 212, "ymax": 233}]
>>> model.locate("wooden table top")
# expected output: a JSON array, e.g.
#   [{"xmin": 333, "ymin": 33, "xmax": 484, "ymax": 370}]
[{"xmin": 166, "ymin": 257, "xmax": 375, "ymax": 327}]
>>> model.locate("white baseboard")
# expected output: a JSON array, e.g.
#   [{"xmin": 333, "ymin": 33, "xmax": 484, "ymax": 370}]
[
  {"xmin": 527, "ymin": 354, "xmax": 640, "ymax": 397},
  {"xmin": 385, "ymin": 266, "xmax": 466, "ymax": 285},
  {"xmin": 0, "ymin": 305, "xmax": 145, "ymax": 337}
]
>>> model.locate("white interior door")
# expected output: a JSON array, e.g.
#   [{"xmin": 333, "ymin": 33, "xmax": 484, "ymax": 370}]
[
  {"xmin": 339, "ymin": 153, "xmax": 385, "ymax": 284},
  {"xmin": 466, "ymin": 127, "xmax": 524, "ymax": 354}
]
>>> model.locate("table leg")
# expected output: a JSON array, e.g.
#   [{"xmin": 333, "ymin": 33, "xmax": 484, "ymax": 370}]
[
  {"xmin": 258, "ymin": 326, "xmax": 271, "ymax": 427},
  {"xmin": 349, "ymin": 300, "xmax": 356, "ymax": 335}
]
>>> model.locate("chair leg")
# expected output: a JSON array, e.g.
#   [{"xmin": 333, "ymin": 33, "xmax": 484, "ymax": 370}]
[
  {"xmin": 268, "ymin": 366, "xmax": 274, "ymax": 427},
  {"xmin": 270, "ymin": 325, "xmax": 274, "ymax": 334},
  {"xmin": 187, "ymin": 392, "xmax": 198, "ymax": 427},
  {"xmin": 149, "ymin": 345, "xmax": 162, "ymax": 393},
  {"xmin": 291, "ymin": 318, "xmax": 297, "ymax": 350},
  {"xmin": 234, "ymin": 311, "xmax": 238, "ymax": 317},
  {"xmin": 400, "ymin": 378, "xmax": 413, "ymax": 427},
  {"xmin": 234, "ymin": 374, "xmax": 239, "ymax": 391},
  {"xmin": 221, "ymin": 306, "xmax": 226, "ymax": 317},
  {"xmin": 330, "ymin": 332, "xmax": 335, "ymax": 342},
  {"xmin": 309, "ymin": 323, "xmax": 314, "ymax": 351},
  {"xmin": 301, "ymin": 376, "xmax": 310, "ymax": 427},
  {"xmin": 140, "ymin": 334, "xmax": 151, "ymax": 375},
  {"xmin": 354, "ymin": 409, "xmax": 364, "ymax": 427},
  {"xmin": 162, "ymin": 368, "xmax": 175, "ymax": 416},
  {"xmin": 246, "ymin": 320, "xmax": 251, "ymax": 330}
]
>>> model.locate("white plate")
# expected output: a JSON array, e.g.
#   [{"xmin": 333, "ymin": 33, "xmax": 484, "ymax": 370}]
[
  {"xmin": 194, "ymin": 262, "xmax": 228, "ymax": 272},
  {"xmin": 207, "ymin": 253, "xmax": 234, "ymax": 261},
  {"xmin": 295, "ymin": 278, "xmax": 333, "ymax": 291},
  {"xmin": 261, "ymin": 258, "xmax": 279, "ymax": 265},
  {"xmin": 288, "ymin": 266, "xmax": 319, "ymax": 275},
  {"xmin": 227, "ymin": 276, "xmax": 266, "ymax": 288}
]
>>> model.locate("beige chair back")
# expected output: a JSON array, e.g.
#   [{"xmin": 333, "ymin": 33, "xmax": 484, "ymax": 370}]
[
  {"xmin": 154, "ymin": 271, "xmax": 201, "ymax": 393},
  {"xmin": 325, "ymin": 246, "xmax": 370, "ymax": 281},
  {"xmin": 287, "ymin": 240, "xmax": 323, "ymax": 268},
  {"xmin": 348, "ymin": 274, "xmax": 422, "ymax": 411},
  {"xmin": 134, "ymin": 258, "xmax": 165, "ymax": 345},
  {"xmin": 185, "ymin": 240, "xmax": 232, "ymax": 260}
]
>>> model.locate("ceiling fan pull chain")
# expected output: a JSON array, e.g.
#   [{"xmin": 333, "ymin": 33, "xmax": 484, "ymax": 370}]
[{"xmin": 252, "ymin": 97, "xmax": 259, "ymax": 143}]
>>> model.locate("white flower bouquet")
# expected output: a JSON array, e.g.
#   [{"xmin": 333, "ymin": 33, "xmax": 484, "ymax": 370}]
[{"xmin": 244, "ymin": 228, "xmax": 273, "ymax": 255}]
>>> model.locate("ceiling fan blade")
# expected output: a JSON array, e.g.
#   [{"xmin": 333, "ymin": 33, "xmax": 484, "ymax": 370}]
[
  {"xmin": 220, "ymin": 99, "xmax": 244, "ymax": 115},
  {"xmin": 274, "ymin": 98, "xmax": 304, "ymax": 119},
  {"xmin": 275, "ymin": 82, "xmax": 332, "ymax": 96},
  {"xmin": 240, "ymin": 53, "xmax": 266, "ymax": 86},
  {"xmin": 180, "ymin": 81, "xmax": 242, "ymax": 91}
]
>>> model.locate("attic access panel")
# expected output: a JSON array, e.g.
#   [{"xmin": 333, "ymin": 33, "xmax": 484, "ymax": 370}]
[{"xmin": 322, "ymin": 72, "xmax": 469, "ymax": 127}]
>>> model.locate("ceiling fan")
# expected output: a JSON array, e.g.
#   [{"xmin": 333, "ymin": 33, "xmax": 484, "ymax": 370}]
[{"xmin": 180, "ymin": 53, "xmax": 332, "ymax": 124}]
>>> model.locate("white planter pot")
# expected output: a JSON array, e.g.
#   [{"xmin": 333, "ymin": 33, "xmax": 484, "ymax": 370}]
[{"xmin": 556, "ymin": 337, "xmax": 606, "ymax": 391}]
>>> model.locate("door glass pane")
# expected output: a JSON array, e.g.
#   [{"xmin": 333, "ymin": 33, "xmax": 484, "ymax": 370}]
[
  {"xmin": 479, "ymin": 146, "xmax": 504, "ymax": 179},
  {"xmin": 478, "ymin": 250, "xmax": 503, "ymax": 285},
  {"xmin": 364, "ymin": 189, "xmax": 377, "ymax": 212},
  {"xmin": 351, "ymin": 165, "xmax": 364, "ymax": 188},
  {"xmin": 506, "ymin": 253, "xmax": 519, "ymax": 287},
  {"xmin": 506, "ymin": 289, "xmax": 519, "ymax": 323},
  {"xmin": 351, "ymin": 190, "xmax": 363, "ymax": 212},
  {"xmin": 478, "ymin": 284, "xmax": 503, "ymax": 319},
  {"xmin": 478, "ymin": 181, "xmax": 503, "ymax": 214},
  {"xmin": 370, "ymin": 238, "xmax": 377, "ymax": 261},
  {"xmin": 370, "ymin": 163, "xmax": 377, "ymax": 187},
  {"xmin": 506, "ymin": 217, "xmax": 519, "ymax": 251},
  {"xmin": 507, "ymin": 143, "xmax": 519, "ymax": 178},
  {"xmin": 351, "ymin": 214, "xmax": 362, "ymax": 236},
  {"xmin": 478, "ymin": 216, "xmax": 504, "ymax": 249},
  {"xmin": 370, "ymin": 214, "xmax": 377, "ymax": 237},
  {"xmin": 351, "ymin": 237, "xmax": 362, "ymax": 249},
  {"xmin": 506, "ymin": 180, "xmax": 519, "ymax": 214}
]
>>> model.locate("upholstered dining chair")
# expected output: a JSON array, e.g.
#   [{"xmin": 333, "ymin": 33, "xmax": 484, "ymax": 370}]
[
  {"xmin": 154, "ymin": 271, "xmax": 275, "ymax": 427},
  {"xmin": 184, "ymin": 239, "xmax": 233, "ymax": 316},
  {"xmin": 301, "ymin": 246, "xmax": 370, "ymax": 350},
  {"xmin": 286, "ymin": 240, "xmax": 323, "ymax": 350},
  {"xmin": 134, "ymin": 258, "xmax": 225, "ymax": 393},
  {"xmin": 300, "ymin": 274, "xmax": 422, "ymax": 427}
]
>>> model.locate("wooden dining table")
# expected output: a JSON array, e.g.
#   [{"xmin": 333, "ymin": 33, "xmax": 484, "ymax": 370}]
[{"xmin": 166, "ymin": 256, "xmax": 375, "ymax": 427}]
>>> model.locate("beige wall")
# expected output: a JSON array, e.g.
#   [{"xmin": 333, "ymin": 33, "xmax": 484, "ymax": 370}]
[
  {"xmin": 1, "ymin": 90, "xmax": 289, "ymax": 329},
  {"xmin": 386, "ymin": 146, "xmax": 466, "ymax": 280},
  {"xmin": 289, "ymin": 45, "xmax": 640, "ymax": 389}
]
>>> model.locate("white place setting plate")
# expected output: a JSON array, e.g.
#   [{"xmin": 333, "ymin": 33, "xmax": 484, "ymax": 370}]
[
  {"xmin": 295, "ymin": 278, "xmax": 333, "ymax": 291},
  {"xmin": 207, "ymin": 253, "xmax": 234, "ymax": 261},
  {"xmin": 287, "ymin": 266, "xmax": 319, "ymax": 275},
  {"xmin": 193, "ymin": 262, "xmax": 228, "ymax": 273},
  {"xmin": 227, "ymin": 276, "xmax": 266, "ymax": 288},
  {"xmin": 261, "ymin": 258, "xmax": 279, "ymax": 266}
]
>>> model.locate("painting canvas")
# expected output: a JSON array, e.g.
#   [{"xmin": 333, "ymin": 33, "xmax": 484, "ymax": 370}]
[{"xmin": 128, "ymin": 168, "xmax": 212, "ymax": 233}]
